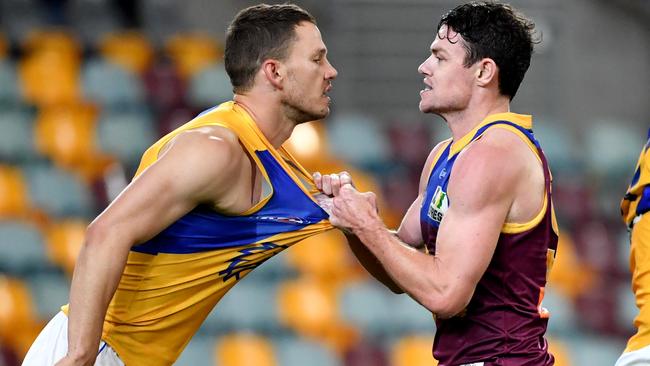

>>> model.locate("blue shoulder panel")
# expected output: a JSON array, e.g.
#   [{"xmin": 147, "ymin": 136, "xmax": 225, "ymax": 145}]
[{"xmin": 132, "ymin": 150, "xmax": 328, "ymax": 254}]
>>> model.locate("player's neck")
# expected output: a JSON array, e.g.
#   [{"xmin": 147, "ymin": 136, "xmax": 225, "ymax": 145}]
[
  {"xmin": 234, "ymin": 94, "xmax": 295, "ymax": 149},
  {"xmin": 445, "ymin": 96, "xmax": 510, "ymax": 141}
]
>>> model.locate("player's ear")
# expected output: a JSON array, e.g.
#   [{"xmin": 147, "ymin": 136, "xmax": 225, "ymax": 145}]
[
  {"xmin": 261, "ymin": 59, "xmax": 284, "ymax": 89},
  {"xmin": 475, "ymin": 58, "xmax": 497, "ymax": 87}
]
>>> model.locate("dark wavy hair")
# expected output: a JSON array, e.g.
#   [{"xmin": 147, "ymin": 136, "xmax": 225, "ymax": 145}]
[
  {"xmin": 225, "ymin": 4, "xmax": 316, "ymax": 93},
  {"xmin": 438, "ymin": 1, "xmax": 537, "ymax": 100}
]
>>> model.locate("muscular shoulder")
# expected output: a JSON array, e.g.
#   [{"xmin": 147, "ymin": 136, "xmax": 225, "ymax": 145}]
[
  {"xmin": 449, "ymin": 130, "xmax": 527, "ymax": 207},
  {"xmin": 157, "ymin": 126, "xmax": 247, "ymax": 200}
]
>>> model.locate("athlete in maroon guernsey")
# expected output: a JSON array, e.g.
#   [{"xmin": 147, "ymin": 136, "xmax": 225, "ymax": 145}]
[
  {"xmin": 419, "ymin": 115, "xmax": 558, "ymax": 365},
  {"xmin": 314, "ymin": 2, "xmax": 557, "ymax": 365}
]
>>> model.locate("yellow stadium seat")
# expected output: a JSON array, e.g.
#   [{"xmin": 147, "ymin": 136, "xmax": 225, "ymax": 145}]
[
  {"xmin": 165, "ymin": 33, "xmax": 223, "ymax": 79},
  {"xmin": 0, "ymin": 165, "xmax": 31, "ymax": 218},
  {"xmin": 548, "ymin": 232, "xmax": 595, "ymax": 301},
  {"xmin": 547, "ymin": 337, "xmax": 573, "ymax": 366},
  {"xmin": 391, "ymin": 335, "xmax": 438, "ymax": 366},
  {"xmin": 284, "ymin": 122, "xmax": 402, "ymax": 229},
  {"xmin": 285, "ymin": 230, "xmax": 353, "ymax": 281},
  {"xmin": 33, "ymin": 103, "xmax": 113, "ymax": 180},
  {"xmin": 22, "ymin": 29, "xmax": 80, "ymax": 57},
  {"xmin": 100, "ymin": 31, "xmax": 154, "ymax": 74},
  {"xmin": 45, "ymin": 220, "xmax": 87, "ymax": 275},
  {"xmin": 19, "ymin": 50, "xmax": 80, "ymax": 106},
  {"xmin": 215, "ymin": 333, "xmax": 277, "ymax": 366},
  {"xmin": 276, "ymin": 278, "xmax": 359, "ymax": 353},
  {"xmin": 278, "ymin": 278, "xmax": 338, "ymax": 337},
  {"xmin": 0, "ymin": 276, "xmax": 43, "ymax": 357}
]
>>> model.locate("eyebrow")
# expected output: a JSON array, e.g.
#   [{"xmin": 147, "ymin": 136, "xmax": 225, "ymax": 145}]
[
  {"xmin": 313, "ymin": 48, "xmax": 327, "ymax": 57},
  {"xmin": 431, "ymin": 46, "xmax": 448, "ymax": 57}
]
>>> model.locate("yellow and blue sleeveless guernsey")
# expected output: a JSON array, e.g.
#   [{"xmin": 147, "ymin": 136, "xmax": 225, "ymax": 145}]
[
  {"xmin": 622, "ymin": 129, "xmax": 650, "ymax": 228},
  {"xmin": 64, "ymin": 101, "xmax": 333, "ymax": 365},
  {"xmin": 622, "ymin": 128, "xmax": 650, "ymax": 353}
]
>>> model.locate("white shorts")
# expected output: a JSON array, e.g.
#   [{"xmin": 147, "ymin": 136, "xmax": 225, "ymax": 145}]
[
  {"xmin": 616, "ymin": 344, "xmax": 650, "ymax": 366},
  {"xmin": 22, "ymin": 311, "xmax": 124, "ymax": 366}
]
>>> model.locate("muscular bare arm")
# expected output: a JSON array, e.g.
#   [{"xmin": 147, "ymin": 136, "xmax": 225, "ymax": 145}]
[
  {"xmin": 329, "ymin": 132, "xmax": 531, "ymax": 318},
  {"xmin": 314, "ymin": 141, "xmax": 447, "ymax": 293},
  {"xmin": 59, "ymin": 128, "xmax": 245, "ymax": 365}
]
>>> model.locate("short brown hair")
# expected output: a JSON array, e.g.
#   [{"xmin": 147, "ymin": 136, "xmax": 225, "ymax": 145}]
[{"xmin": 225, "ymin": 3, "xmax": 316, "ymax": 93}]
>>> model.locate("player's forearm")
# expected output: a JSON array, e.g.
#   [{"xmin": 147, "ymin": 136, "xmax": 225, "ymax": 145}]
[
  {"xmin": 352, "ymin": 224, "xmax": 462, "ymax": 317},
  {"xmin": 345, "ymin": 233, "xmax": 403, "ymax": 293},
  {"xmin": 66, "ymin": 227, "xmax": 131, "ymax": 363}
]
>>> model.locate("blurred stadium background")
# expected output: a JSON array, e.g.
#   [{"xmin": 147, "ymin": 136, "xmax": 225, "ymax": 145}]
[{"xmin": 0, "ymin": 0, "xmax": 648, "ymax": 365}]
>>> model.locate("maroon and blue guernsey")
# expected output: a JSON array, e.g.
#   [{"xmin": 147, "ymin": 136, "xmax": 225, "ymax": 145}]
[{"xmin": 420, "ymin": 113, "xmax": 558, "ymax": 366}]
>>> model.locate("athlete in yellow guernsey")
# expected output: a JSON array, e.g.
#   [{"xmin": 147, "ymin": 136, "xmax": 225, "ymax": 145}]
[
  {"xmin": 22, "ymin": 4, "xmax": 338, "ymax": 366},
  {"xmin": 617, "ymin": 129, "xmax": 650, "ymax": 366}
]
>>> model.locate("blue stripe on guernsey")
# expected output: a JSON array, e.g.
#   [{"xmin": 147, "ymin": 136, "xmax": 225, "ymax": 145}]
[
  {"xmin": 131, "ymin": 150, "xmax": 327, "ymax": 255},
  {"xmin": 638, "ymin": 185, "xmax": 650, "ymax": 216},
  {"xmin": 630, "ymin": 135, "xmax": 650, "ymax": 188},
  {"xmin": 197, "ymin": 105, "xmax": 220, "ymax": 117}
]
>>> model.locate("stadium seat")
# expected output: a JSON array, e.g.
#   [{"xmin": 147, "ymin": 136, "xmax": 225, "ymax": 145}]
[
  {"xmin": 157, "ymin": 104, "xmax": 197, "ymax": 136},
  {"xmin": 547, "ymin": 337, "xmax": 573, "ymax": 366},
  {"xmin": 0, "ymin": 220, "xmax": 50, "ymax": 273},
  {"xmin": 326, "ymin": 113, "xmax": 391, "ymax": 170},
  {"xmin": 165, "ymin": 33, "xmax": 223, "ymax": 79},
  {"xmin": 23, "ymin": 163, "xmax": 94, "ymax": 218},
  {"xmin": 33, "ymin": 103, "xmax": 113, "ymax": 179},
  {"xmin": 0, "ymin": 33, "xmax": 7, "ymax": 58},
  {"xmin": 390, "ymin": 293, "xmax": 436, "ymax": 334},
  {"xmin": 0, "ymin": 103, "xmax": 38, "ymax": 162},
  {"xmin": 344, "ymin": 341, "xmax": 389, "ymax": 366},
  {"xmin": 82, "ymin": 58, "xmax": 145, "ymax": 107},
  {"xmin": 532, "ymin": 120, "xmax": 580, "ymax": 173},
  {"xmin": 0, "ymin": 60, "xmax": 20, "ymax": 102},
  {"xmin": 275, "ymin": 336, "xmax": 342, "ymax": 366},
  {"xmin": 548, "ymin": 232, "xmax": 594, "ymax": 301},
  {"xmin": 285, "ymin": 230, "xmax": 353, "ymax": 281},
  {"xmin": 390, "ymin": 335, "xmax": 437, "ymax": 366},
  {"xmin": 18, "ymin": 50, "xmax": 80, "ymax": 106},
  {"xmin": 215, "ymin": 333, "xmax": 277, "ymax": 366},
  {"xmin": 585, "ymin": 121, "xmax": 646, "ymax": 179},
  {"xmin": 174, "ymin": 334, "xmax": 214, "ymax": 366},
  {"xmin": 543, "ymin": 287, "xmax": 579, "ymax": 337},
  {"xmin": 188, "ymin": 62, "xmax": 232, "ymax": 108},
  {"xmin": 141, "ymin": 0, "xmax": 184, "ymax": 47},
  {"xmin": 203, "ymin": 280, "xmax": 279, "ymax": 333},
  {"xmin": 45, "ymin": 219, "xmax": 87, "ymax": 275},
  {"xmin": 68, "ymin": 0, "xmax": 120, "ymax": 47},
  {"xmin": 245, "ymin": 249, "xmax": 296, "ymax": 281},
  {"xmin": 96, "ymin": 106, "xmax": 156, "ymax": 167},
  {"xmin": 25, "ymin": 271, "xmax": 70, "ymax": 320},
  {"xmin": 100, "ymin": 31, "xmax": 154, "ymax": 75},
  {"xmin": 563, "ymin": 334, "xmax": 624, "ymax": 366},
  {"xmin": 616, "ymin": 280, "xmax": 638, "ymax": 335},
  {"xmin": 277, "ymin": 278, "xmax": 338, "ymax": 337},
  {"xmin": 0, "ymin": 165, "xmax": 31, "ymax": 218},
  {"xmin": 0, "ymin": 276, "xmax": 39, "ymax": 341},
  {"xmin": 0, "ymin": 0, "xmax": 47, "ymax": 44},
  {"xmin": 0, "ymin": 275, "xmax": 43, "ymax": 358},
  {"xmin": 339, "ymin": 280, "xmax": 398, "ymax": 337},
  {"xmin": 143, "ymin": 60, "xmax": 188, "ymax": 112},
  {"xmin": 22, "ymin": 29, "xmax": 81, "ymax": 57}
]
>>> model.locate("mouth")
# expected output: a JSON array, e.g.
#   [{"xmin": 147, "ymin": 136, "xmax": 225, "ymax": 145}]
[
  {"xmin": 421, "ymin": 79, "xmax": 432, "ymax": 94},
  {"xmin": 323, "ymin": 83, "xmax": 333, "ymax": 96},
  {"xmin": 420, "ymin": 86, "xmax": 432, "ymax": 96}
]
